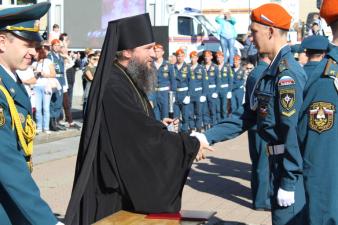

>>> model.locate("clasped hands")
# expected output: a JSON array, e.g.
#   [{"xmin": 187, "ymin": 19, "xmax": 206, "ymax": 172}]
[{"xmin": 162, "ymin": 118, "xmax": 179, "ymax": 132}]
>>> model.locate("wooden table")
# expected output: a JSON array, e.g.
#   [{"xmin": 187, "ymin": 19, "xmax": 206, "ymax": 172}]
[{"xmin": 93, "ymin": 210, "xmax": 208, "ymax": 225}]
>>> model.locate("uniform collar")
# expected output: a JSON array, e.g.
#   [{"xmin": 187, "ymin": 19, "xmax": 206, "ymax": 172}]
[
  {"xmin": 154, "ymin": 58, "xmax": 165, "ymax": 68},
  {"xmin": 265, "ymin": 44, "xmax": 290, "ymax": 76},
  {"xmin": 0, "ymin": 65, "xmax": 17, "ymax": 82},
  {"xmin": 258, "ymin": 60, "xmax": 269, "ymax": 67},
  {"xmin": 305, "ymin": 61, "xmax": 321, "ymax": 66},
  {"xmin": 51, "ymin": 51, "xmax": 60, "ymax": 58},
  {"xmin": 176, "ymin": 61, "xmax": 186, "ymax": 70},
  {"xmin": 0, "ymin": 65, "xmax": 30, "ymax": 110},
  {"xmin": 327, "ymin": 46, "xmax": 338, "ymax": 62}
]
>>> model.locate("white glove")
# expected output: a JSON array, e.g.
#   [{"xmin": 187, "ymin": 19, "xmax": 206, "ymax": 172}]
[
  {"xmin": 226, "ymin": 91, "xmax": 232, "ymax": 99},
  {"xmin": 190, "ymin": 131, "xmax": 210, "ymax": 146},
  {"xmin": 56, "ymin": 222, "xmax": 65, "ymax": 225},
  {"xmin": 183, "ymin": 96, "xmax": 190, "ymax": 104},
  {"xmin": 211, "ymin": 92, "xmax": 218, "ymax": 99},
  {"xmin": 277, "ymin": 188, "xmax": 295, "ymax": 207},
  {"xmin": 200, "ymin": 95, "xmax": 206, "ymax": 103},
  {"xmin": 172, "ymin": 96, "xmax": 176, "ymax": 103}
]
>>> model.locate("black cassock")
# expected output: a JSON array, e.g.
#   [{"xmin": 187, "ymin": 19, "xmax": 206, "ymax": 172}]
[{"xmin": 65, "ymin": 63, "xmax": 200, "ymax": 225}]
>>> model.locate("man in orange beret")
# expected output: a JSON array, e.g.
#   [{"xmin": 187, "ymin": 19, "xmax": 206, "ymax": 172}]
[
  {"xmin": 48, "ymin": 38, "xmax": 67, "ymax": 131},
  {"xmin": 297, "ymin": 0, "xmax": 338, "ymax": 224},
  {"xmin": 203, "ymin": 50, "xmax": 219, "ymax": 129},
  {"xmin": 152, "ymin": 43, "xmax": 176, "ymax": 120},
  {"xmin": 215, "ymin": 51, "xmax": 233, "ymax": 119},
  {"xmin": 188, "ymin": 51, "xmax": 207, "ymax": 132},
  {"xmin": 191, "ymin": 3, "xmax": 307, "ymax": 225},
  {"xmin": 173, "ymin": 48, "xmax": 191, "ymax": 132}
]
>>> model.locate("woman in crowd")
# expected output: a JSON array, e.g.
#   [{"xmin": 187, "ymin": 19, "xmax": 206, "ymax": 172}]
[
  {"xmin": 32, "ymin": 47, "xmax": 57, "ymax": 134},
  {"xmin": 82, "ymin": 52, "xmax": 99, "ymax": 115}
]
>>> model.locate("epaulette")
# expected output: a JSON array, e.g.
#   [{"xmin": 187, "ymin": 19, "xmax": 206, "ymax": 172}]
[
  {"xmin": 324, "ymin": 58, "xmax": 338, "ymax": 78},
  {"xmin": 279, "ymin": 59, "xmax": 289, "ymax": 73}
]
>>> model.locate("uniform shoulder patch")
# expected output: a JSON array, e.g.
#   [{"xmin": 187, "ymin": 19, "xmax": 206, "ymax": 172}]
[
  {"xmin": 324, "ymin": 58, "xmax": 338, "ymax": 78},
  {"xmin": 309, "ymin": 101, "xmax": 335, "ymax": 133},
  {"xmin": 0, "ymin": 105, "xmax": 5, "ymax": 127},
  {"xmin": 278, "ymin": 75, "xmax": 295, "ymax": 87},
  {"xmin": 279, "ymin": 59, "xmax": 289, "ymax": 72},
  {"xmin": 279, "ymin": 88, "xmax": 296, "ymax": 117}
]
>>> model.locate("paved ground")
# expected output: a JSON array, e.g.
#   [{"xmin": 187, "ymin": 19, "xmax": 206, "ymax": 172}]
[{"xmin": 32, "ymin": 132, "xmax": 272, "ymax": 225}]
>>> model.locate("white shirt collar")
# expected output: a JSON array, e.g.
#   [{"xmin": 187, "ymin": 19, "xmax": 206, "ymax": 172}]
[{"xmin": 0, "ymin": 65, "xmax": 17, "ymax": 82}]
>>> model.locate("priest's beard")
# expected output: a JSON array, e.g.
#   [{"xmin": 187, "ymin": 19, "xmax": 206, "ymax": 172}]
[{"xmin": 127, "ymin": 57, "xmax": 156, "ymax": 94}]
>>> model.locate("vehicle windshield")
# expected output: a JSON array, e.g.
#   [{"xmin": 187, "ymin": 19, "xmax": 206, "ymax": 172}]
[{"xmin": 195, "ymin": 15, "xmax": 218, "ymax": 35}]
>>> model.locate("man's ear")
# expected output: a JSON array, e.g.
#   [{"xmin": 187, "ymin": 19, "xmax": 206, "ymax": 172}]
[
  {"xmin": 122, "ymin": 49, "xmax": 132, "ymax": 59},
  {"xmin": 0, "ymin": 34, "xmax": 7, "ymax": 52},
  {"xmin": 268, "ymin": 27, "xmax": 274, "ymax": 39}
]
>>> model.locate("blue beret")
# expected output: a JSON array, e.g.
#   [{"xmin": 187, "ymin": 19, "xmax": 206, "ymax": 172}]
[
  {"xmin": 300, "ymin": 35, "xmax": 329, "ymax": 51},
  {"xmin": 0, "ymin": 2, "xmax": 50, "ymax": 42},
  {"xmin": 290, "ymin": 44, "xmax": 305, "ymax": 53}
]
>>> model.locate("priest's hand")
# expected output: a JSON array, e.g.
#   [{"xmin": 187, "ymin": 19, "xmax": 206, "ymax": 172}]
[
  {"xmin": 163, "ymin": 118, "xmax": 179, "ymax": 132},
  {"xmin": 190, "ymin": 131, "xmax": 214, "ymax": 161}
]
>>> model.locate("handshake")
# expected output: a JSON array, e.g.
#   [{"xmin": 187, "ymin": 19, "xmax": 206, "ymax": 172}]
[{"xmin": 190, "ymin": 131, "xmax": 214, "ymax": 161}]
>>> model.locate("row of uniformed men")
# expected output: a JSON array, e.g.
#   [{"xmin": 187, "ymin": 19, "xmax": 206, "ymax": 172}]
[{"xmin": 148, "ymin": 46, "xmax": 252, "ymax": 132}]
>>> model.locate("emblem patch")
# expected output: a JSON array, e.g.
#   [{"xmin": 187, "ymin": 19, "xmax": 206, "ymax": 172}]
[
  {"xmin": 278, "ymin": 76, "xmax": 295, "ymax": 86},
  {"xmin": 0, "ymin": 106, "xmax": 5, "ymax": 127},
  {"xmin": 309, "ymin": 102, "xmax": 335, "ymax": 133},
  {"xmin": 163, "ymin": 72, "xmax": 168, "ymax": 78},
  {"xmin": 258, "ymin": 103, "xmax": 268, "ymax": 117},
  {"xmin": 279, "ymin": 89, "xmax": 295, "ymax": 111},
  {"xmin": 19, "ymin": 113, "xmax": 25, "ymax": 124}
]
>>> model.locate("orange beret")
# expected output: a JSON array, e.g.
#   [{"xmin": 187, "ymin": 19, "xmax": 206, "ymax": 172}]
[
  {"xmin": 51, "ymin": 39, "xmax": 60, "ymax": 45},
  {"xmin": 251, "ymin": 3, "xmax": 292, "ymax": 31},
  {"xmin": 175, "ymin": 48, "xmax": 185, "ymax": 55},
  {"xmin": 154, "ymin": 43, "xmax": 164, "ymax": 50},
  {"xmin": 320, "ymin": 0, "xmax": 338, "ymax": 25},
  {"xmin": 203, "ymin": 50, "xmax": 212, "ymax": 57},
  {"xmin": 215, "ymin": 51, "xmax": 224, "ymax": 57},
  {"xmin": 189, "ymin": 51, "xmax": 198, "ymax": 58}
]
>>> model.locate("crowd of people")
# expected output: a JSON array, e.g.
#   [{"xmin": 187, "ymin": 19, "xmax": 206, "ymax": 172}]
[{"xmin": 16, "ymin": 29, "xmax": 103, "ymax": 134}]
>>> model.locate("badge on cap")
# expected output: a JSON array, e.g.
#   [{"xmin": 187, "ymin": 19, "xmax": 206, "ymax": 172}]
[
  {"xmin": 309, "ymin": 101, "xmax": 335, "ymax": 133},
  {"xmin": 0, "ymin": 105, "xmax": 5, "ymax": 127}
]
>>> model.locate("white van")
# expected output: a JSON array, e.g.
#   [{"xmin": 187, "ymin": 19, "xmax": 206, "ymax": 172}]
[{"xmin": 167, "ymin": 8, "xmax": 243, "ymax": 61}]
